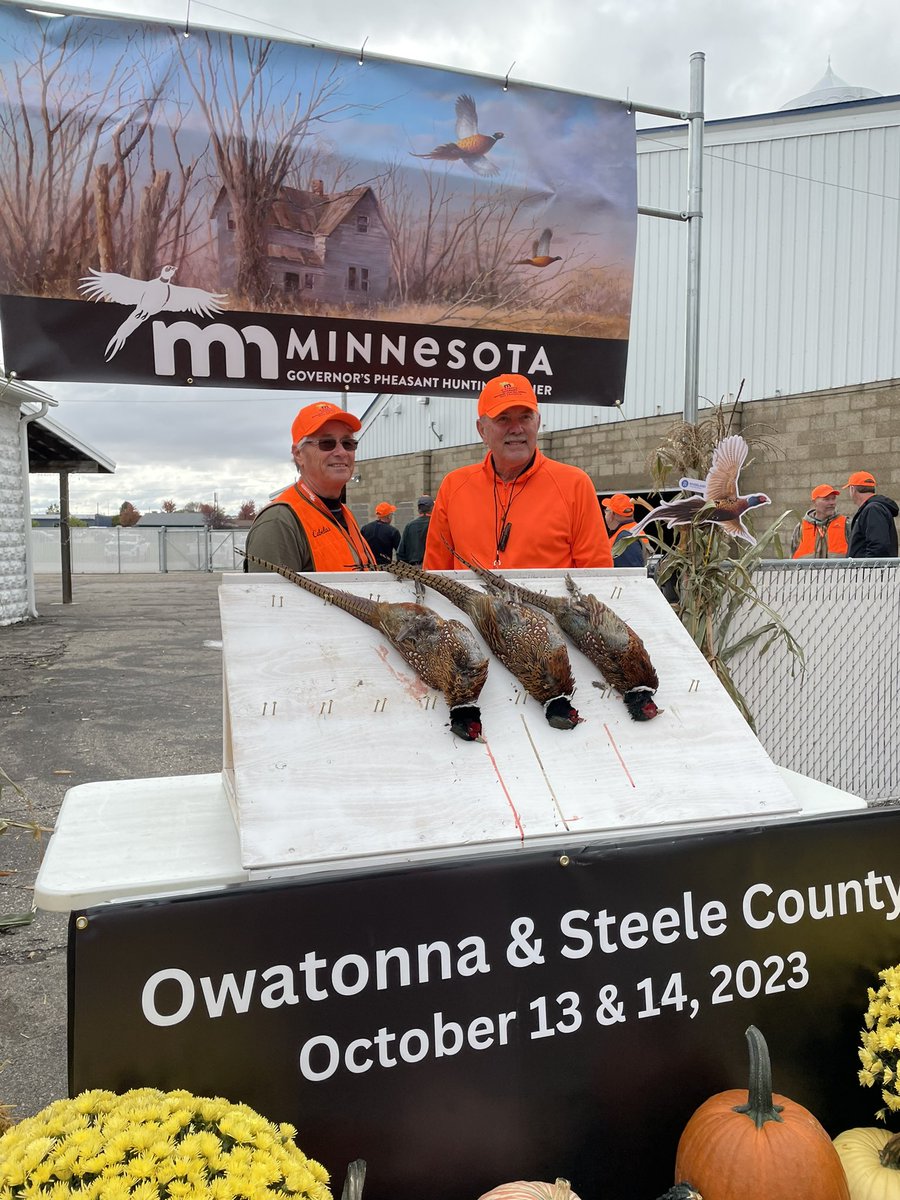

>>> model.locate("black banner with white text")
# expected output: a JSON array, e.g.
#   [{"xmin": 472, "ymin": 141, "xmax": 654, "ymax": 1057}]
[
  {"xmin": 70, "ymin": 807, "xmax": 898, "ymax": 1200},
  {"xmin": 0, "ymin": 295, "xmax": 627, "ymax": 404}
]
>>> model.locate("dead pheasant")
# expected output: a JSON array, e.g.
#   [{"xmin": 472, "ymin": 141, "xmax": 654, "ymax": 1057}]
[
  {"xmin": 451, "ymin": 552, "xmax": 660, "ymax": 722},
  {"xmin": 385, "ymin": 560, "xmax": 581, "ymax": 730},
  {"xmin": 243, "ymin": 554, "xmax": 488, "ymax": 741}
]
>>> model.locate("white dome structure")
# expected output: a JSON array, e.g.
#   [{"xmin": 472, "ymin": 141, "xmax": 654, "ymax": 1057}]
[{"xmin": 780, "ymin": 60, "xmax": 882, "ymax": 109}]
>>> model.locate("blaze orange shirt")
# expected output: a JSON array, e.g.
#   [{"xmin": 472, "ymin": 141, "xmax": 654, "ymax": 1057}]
[{"xmin": 424, "ymin": 450, "xmax": 613, "ymax": 571}]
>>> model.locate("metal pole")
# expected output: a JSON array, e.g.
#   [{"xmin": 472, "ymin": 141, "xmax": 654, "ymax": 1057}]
[
  {"xmin": 683, "ymin": 51, "xmax": 705, "ymax": 424},
  {"xmin": 59, "ymin": 470, "xmax": 72, "ymax": 604}
]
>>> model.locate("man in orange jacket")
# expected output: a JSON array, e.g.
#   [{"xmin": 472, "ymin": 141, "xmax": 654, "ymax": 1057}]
[
  {"xmin": 245, "ymin": 401, "xmax": 376, "ymax": 573},
  {"xmin": 790, "ymin": 484, "xmax": 849, "ymax": 559},
  {"xmin": 424, "ymin": 374, "xmax": 613, "ymax": 570}
]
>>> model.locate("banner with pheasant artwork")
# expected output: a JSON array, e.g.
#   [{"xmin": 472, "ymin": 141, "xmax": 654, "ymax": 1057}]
[{"xmin": 0, "ymin": 6, "xmax": 636, "ymax": 404}]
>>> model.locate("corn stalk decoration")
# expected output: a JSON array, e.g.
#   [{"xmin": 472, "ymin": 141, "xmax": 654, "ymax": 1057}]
[{"xmin": 634, "ymin": 398, "xmax": 803, "ymax": 731}]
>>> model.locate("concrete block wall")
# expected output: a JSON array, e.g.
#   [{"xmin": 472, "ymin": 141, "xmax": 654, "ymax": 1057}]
[
  {"xmin": 350, "ymin": 379, "xmax": 900, "ymax": 552},
  {"xmin": 744, "ymin": 380, "xmax": 900, "ymax": 538},
  {"xmin": 0, "ymin": 402, "xmax": 28, "ymax": 625}
]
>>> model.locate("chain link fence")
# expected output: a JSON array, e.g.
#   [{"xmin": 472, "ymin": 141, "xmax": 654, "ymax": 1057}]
[
  {"xmin": 30, "ymin": 527, "xmax": 248, "ymax": 574},
  {"xmin": 728, "ymin": 559, "xmax": 900, "ymax": 804}
]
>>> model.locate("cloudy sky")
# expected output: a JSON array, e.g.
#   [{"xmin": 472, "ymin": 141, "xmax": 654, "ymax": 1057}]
[{"xmin": 6, "ymin": 0, "xmax": 899, "ymax": 516}]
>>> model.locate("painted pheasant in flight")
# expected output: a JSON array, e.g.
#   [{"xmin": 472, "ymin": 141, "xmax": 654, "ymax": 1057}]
[
  {"xmin": 411, "ymin": 94, "xmax": 504, "ymax": 176},
  {"xmin": 450, "ymin": 552, "xmax": 660, "ymax": 722},
  {"xmin": 79, "ymin": 264, "xmax": 227, "ymax": 361},
  {"xmin": 386, "ymin": 560, "xmax": 581, "ymax": 730},
  {"xmin": 630, "ymin": 434, "xmax": 771, "ymax": 544},
  {"xmin": 242, "ymin": 554, "xmax": 489, "ymax": 741},
  {"xmin": 514, "ymin": 228, "xmax": 562, "ymax": 267}
]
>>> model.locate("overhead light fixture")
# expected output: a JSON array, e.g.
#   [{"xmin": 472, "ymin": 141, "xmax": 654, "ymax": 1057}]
[{"xmin": 26, "ymin": 9, "xmax": 67, "ymax": 16}]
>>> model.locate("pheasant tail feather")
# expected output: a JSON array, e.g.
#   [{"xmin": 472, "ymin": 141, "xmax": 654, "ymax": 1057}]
[
  {"xmin": 242, "ymin": 553, "xmax": 382, "ymax": 629},
  {"xmin": 385, "ymin": 559, "xmax": 480, "ymax": 616}
]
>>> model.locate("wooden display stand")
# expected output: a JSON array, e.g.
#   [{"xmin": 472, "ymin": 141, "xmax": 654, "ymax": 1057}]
[{"xmin": 218, "ymin": 569, "xmax": 800, "ymax": 875}]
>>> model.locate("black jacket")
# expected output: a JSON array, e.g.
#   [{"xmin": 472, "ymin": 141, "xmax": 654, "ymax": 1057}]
[
  {"xmin": 360, "ymin": 520, "xmax": 401, "ymax": 564},
  {"xmin": 848, "ymin": 494, "xmax": 899, "ymax": 558},
  {"xmin": 398, "ymin": 514, "xmax": 431, "ymax": 564}
]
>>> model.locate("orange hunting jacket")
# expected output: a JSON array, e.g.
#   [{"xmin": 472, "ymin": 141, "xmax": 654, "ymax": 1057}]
[
  {"xmin": 253, "ymin": 482, "xmax": 376, "ymax": 572},
  {"xmin": 424, "ymin": 450, "xmax": 613, "ymax": 571}
]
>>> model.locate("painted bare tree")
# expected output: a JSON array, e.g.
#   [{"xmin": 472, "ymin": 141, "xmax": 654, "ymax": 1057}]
[
  {"xmin": 376, "ymin": 161, "xmax": 586, "ymax": 322},
  {"xmin": 0, "ymin": 20, "xmax": 169, "ymax": 294},
  {"xmin": 376, "ymin": 162, "xmax": 511, "ymax": 305},
  {"xmin": 129, "ymin": 103, "xmax": 212, "ymax": 284},
  {"xmin": 176, "ymin": 32, "xmax": 353, "ymax": 307},
  {"xmin": 282, "ymin": 138, "xmax": 359, "ymax": 197}
]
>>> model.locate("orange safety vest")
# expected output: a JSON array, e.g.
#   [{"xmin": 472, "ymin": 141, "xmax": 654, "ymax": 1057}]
[
  {"xmin": 270, "ymin": 482, "xmax": 377, "ymax": 571},
  {"xmin": 792, "ymin": 515, "xmax": 848, "ymax": 559},
  {"xmin": 612, "ymin": 521, "xmax": 649, "ymax": 548}
]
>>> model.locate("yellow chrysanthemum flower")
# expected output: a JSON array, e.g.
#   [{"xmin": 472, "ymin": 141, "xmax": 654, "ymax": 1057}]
[
  {"xmin": 0, "ymin": 1089, "xmax": 332, "ymax": 1200},
  {"xmin": 859, "ymin": 965, "xmax": 900, "ymax": 1122}
]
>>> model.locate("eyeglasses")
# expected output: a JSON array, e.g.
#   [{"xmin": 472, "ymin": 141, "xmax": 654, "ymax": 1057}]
[{"xmin": 301, "ymin": 436, "xmax": 358, "ymax": 452}]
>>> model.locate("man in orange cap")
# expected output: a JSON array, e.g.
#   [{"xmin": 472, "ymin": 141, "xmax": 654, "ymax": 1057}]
[
  {"xmin": 601, "ymin": 493, "xmax": 648, "ymax": 568},
  {"xmin": 842, "ymin": 471, "xmax": 898, "ymax": 558},
  {"xmin": 790, "ymin": 484, "xmax": 849, "ymax": 558},
  {"xmin": 360, "ymin": 501, "xmax": 401, "ymax": 564},
  {"xmin": 245, "ymin": 401, "xmax": 376, "ymax": 572},
  {"xmin": 424, "ymin": 374, "xmax": 612, "ymax": 570}
]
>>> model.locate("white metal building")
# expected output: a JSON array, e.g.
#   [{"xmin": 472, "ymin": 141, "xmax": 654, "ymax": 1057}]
[{"xmin": 356, "ymin": 67, "xmax": 900, "ymax": 461}]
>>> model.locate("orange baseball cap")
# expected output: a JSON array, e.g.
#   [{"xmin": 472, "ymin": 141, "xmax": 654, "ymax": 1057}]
[
  {"xmin": 477, "ymin": 374, "xmax": 539, "ymax": 419},
  {"xmin": 602, "ymin": 493, "xmax": 635, "ymax": 517},
  {"xmin": 375, "ymin": 502, "xmax": 397, "ymax": 516},
  {"xmin": 842, "ymin": 471, "xmax": 876, "ymax": 489},
  {"xmin": 291, "ymin": 401, "xmax": 361, "ymax": 445},
  {"xmin": 811, "ymin": 484, "xmax": 839, "ymax": 500}
]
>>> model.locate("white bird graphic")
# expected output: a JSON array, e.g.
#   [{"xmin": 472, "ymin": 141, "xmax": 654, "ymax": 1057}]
[{"xmin": 78, "ymin": 264, "xmax": 228, "ymax": 361}]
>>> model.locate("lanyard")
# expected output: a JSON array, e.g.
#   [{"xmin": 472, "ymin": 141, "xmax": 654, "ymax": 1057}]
[
  {"xmin": 491, "ymin": 454, "xmax": 535, "ymax": 567},
  {"xmin": 293, "ymin": 481, "xmax": 376, "ymax": 569}
]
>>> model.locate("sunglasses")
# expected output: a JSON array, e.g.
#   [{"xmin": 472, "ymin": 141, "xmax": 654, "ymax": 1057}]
[{"xmin": 302, "ymin": 436, "xmax": 358, "ymax": 452}]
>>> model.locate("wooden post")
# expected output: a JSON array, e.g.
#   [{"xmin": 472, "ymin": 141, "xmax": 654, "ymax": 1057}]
[{"xmin": 59, "ymin": 470, "xmax": 73, "ymax": 605}]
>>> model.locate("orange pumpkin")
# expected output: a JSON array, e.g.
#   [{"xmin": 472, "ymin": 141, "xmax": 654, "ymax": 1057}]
[{"xmin": 674, "ymin": 1025, "xmax": 850, "ymax": 1200}]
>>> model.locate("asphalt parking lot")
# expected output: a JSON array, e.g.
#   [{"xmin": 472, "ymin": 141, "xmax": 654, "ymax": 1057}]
[{"xmin": 0, "ymin": 572, "xmax": 225, "ymax": 1122}]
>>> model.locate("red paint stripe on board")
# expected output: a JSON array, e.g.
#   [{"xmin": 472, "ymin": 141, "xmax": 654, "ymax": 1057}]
[
  {"xmin": 604, "ymin": 724, "xmax": 636, "ymax": 788},
  {"xmin": 482, "ymin": 738, "xmax": 525, "ymax": 843}
]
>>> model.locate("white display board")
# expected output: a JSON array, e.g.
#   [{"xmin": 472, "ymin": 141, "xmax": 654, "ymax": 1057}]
[{"xmin": 219, "ymin": 569, "xmax": 800, "ymax": 872}]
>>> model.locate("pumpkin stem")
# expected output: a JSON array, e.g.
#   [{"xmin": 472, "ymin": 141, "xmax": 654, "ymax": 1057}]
[
  {"xmin": 731, "ymin": 1025, "xmax": 784, "ymax": 1129},
  {"xmin": 879, "ymin": 1133, "xmax": 900, "ymax": 1168},
  {"xmin": 551, "ymin": 1181, "xmax": 571, "ymax": 1200}
]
